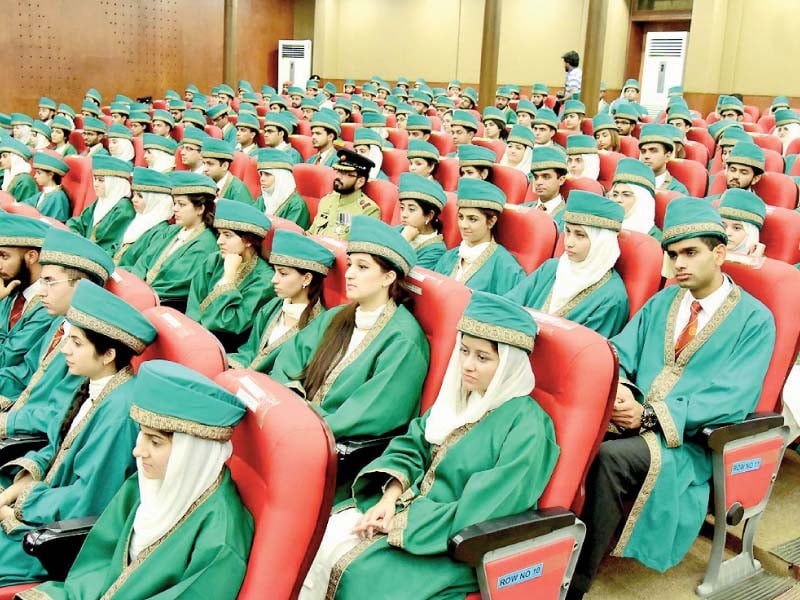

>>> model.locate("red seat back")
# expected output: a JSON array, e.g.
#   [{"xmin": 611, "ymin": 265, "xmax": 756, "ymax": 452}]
[
  {"xmin": 152, "ymin": 100, "xmax": 167, "ymax": 110},
  {"xmin": 687, "ymin": 127, "xmax": 716, "ymax": 156},
  {"xmin": 581, "ymin": 117, "xmax": 594, "ymax": 135},
  {"xmin": 683, "ymin": 140, "xmax": 709, "ymax": 166},
  {"xmin": 261, "ymin": 215, "xmax": 304, "ymax": 256},
  {"xmin": 751, "ymin": 134, "xmax": 782, "ymax": 154},
  {"xmin": 491, "ymin": 164, "xmax": 529, "ymax": 205},
  {"xmin": 666, "ymin": 158, "xmax": 708, "ymax": 196},
  {"xmin": 205, "ymin": 125, "xmax": 223, "ymax": 140},
  {"xmin": 598, "ymin": 151, "xmax": 625, "ymax": 192},
  {"xmin": 753, "ymin": 172, "xmax": 799, "ymax": 209},
  {"xmin": 339, "ymin": 122, "xmax": 361, "ymax": 142},
  {"xmin": 229, "ymin": 152, "xmax": 261, "ymax": 199},
  {"xmin": 441, "ymin": 192, "xmax": 460, "ymax": 248},
  {"xmin": 105, "ymin": 268, "xmax": 159, "ymax": 312},
  {"xmin": 762, "ymin": 148, "xmax": 786, "ymax": 173},
  {"xmin": 473, "ymin": 138, "xmax": 506, "ymax": 162},
  {"xmin": 619, "ymin": 135, "xmax": 640, "ymax": 158},
  {"xmin": 288, "ymin": 135, "xmax": 315, "ymax": 162},
  {"xmin": 349, "ymin": 111, "xmax": 362, "ymax": 124},
  {"xmin": 296, "ymin": 120, "xmax": 311, "ymax": 137},
  {"xmin": 497, "ymin": 205, "xmax": 558, "ymax": 274},
  {"xmin": 758, "ymin": 115, "xmax": 776, "ymax": 133},
  {"xmin": 132, "ymin": 306, "xmax": 227, "ymax": 379},
  {"xmin": 216, "ymin": 370, "xmax": 336, "ymax": 600},
  {"xmin": 313, "ymin": 236, "xmax": 350, "ymax": 307},
  {"xmin": 742, "ymin": 122, "xmax": 763, "ymax": 134},
  {"xmin": 405, "ymin": 269, "xmax": 471, "ymax": 413},
  {"xmin": 759, "ymin": 206, "xmax": 800, "ymax": 264},
  {"xmin": 386, "ymin": 128, "xmax": 409, "ymax": 150},
  {"xmin": 786, "ymin": 138, "xmax": 800, "ymax": 157},
  {"xmin": 132, "ymin": 136, "xmax": 147, "ymax": 168},
  {"xmin": 744, "ymin": 105, "xmax": 760, "ymax": 122},
  {"xmin": 429, "ymin": 131, "xmax": 455, "ymax": 157},
  {"xmin": 381, "ymin": 149, "xmax": 409, "ymax": 185},
  {"xmin": 553, "ymin": 129, "xmax": 578, "ymax": 148},
  {"xmin": 363, "ymin": 179, "xmax": 400, "ymax": 225},
  {"xmin": 293, "ymin": 163, "xmax": 336, "ymax": 220},
  {"xmin": 654, "ymin": 189, "xmax": 682, "ymax": 229},
  {"xmin": 63, "ymin": 156, "xmax": 95, "ymax": 216},
  {"xmin": 434, "ymin": 157, "xmax": 460, "ymax": 192},
  {"xmin": 169, "ymin": 123, "xmax": 184, "ymax": 143},
  {"xmin": 2, "ymin": 202, "xmax": 40, "ymax": 218},
  {"xmin": 68, "ymin": 130, "xmax": 87, "ymax": 154},
  {"xmin": 562, "ymin": 177, "xmax": 605, "ymax": 197}
]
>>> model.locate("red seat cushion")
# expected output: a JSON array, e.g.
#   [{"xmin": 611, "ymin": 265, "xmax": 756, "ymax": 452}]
[
  {"xmin": 386, "ymin": 128, "xmax": 409, "ymax": 150},
  {"xmin": 289, "ymin": 135, "xmax": 315, "ymax": 163},
  {"xmin": 293, "ymin": 163, "xmax": 336, "ymax": 220},
  {"xmin": 666, "ymin": 158, "xmax": 708, "ymax": 196},
  {"xmin": 105, "ymin": 268, "xmax": 159, "ymax": 312},
  {"xmin": 363, "ymin": 179, "xmax": 401, "ymax": 225},
  {"xmin": 492, "ymin": 164, "xmax": 529, "ymax": 205},
  {"xmin": 434, "ymin": 157, "xmax": 460, "ymax": 192},
  {"xmin": 497, "ymin": 206, "xmax": 558, "ymax": 275},
  {"xmin": 381, "ymin": 149, "xmax": 410, "ymax": 185},
  {"xmin": 62, "ymin": 156, "xmax": 94, "ymax": 217}
]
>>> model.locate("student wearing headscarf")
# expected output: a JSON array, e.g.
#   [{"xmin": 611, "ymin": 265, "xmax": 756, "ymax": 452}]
[
  {"xmin": 507, "ymin": 192, "xmax": 629, "ymax": 338},
  {"xmin": 609, "ymin": 158, "xmax": 662, "ymax": 240},
  {"xmin": 499, "ymin": 125, "xmax": 534, "ymax": 182},
  {"xmin": 107, "ymin": 123, "xmax": 136, "ymax": 164},
  {"xmin": 30, "ymin": 120, "xmax": 51, "ymax": 151},
  {"xmin": 67, "ymin": 155, "xmax": 136, "ymax": 254},
  {"xmin": 254, "ymin": 148, "xmax": 310, "ymax": 229},
  {"xmin": 10, "ymin": 113, "xmax": 34, "ymax": 147},
  {"xmin": 718, "ymin": 188, "xmax": 766, "ymax": 257},
  {"xmin": 143, "ymin": 133, "xmax": 178, "ymax": 174},
  {"xmin": 566, "ymin": 135, "xmax": 600, "ymax": 181},
  {"xmin": 21, "ymin": 360, "xmax": 253, "ymax": 599},
  {"xmin": 0, "ymin": 136, "xmax": 38, "ymax": 201},
  {"xmin": 228, "ymin": 230, "xmax": 334, "ymax": 373},
  {"xmin": 773, "ymin": 108, "xmax": 800, "ymax": 156},
  {"xmin": 300, "ymin": 292, "xmax": 559, "ymax": 600},
  {"xmin": 114, "ymin": 168, "xmax": 174, "ymax": 267},
  {"xmin": 352, "ymin": 128, "xmax": 389, "ymax": 181}
]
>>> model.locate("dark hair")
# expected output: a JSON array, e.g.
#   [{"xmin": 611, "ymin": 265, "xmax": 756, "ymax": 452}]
[
  {"xmin": 595, "ymin": 129, "xmax": 621, "ymax": 152},
  {"xmin": 52, "ymin": 173, "xmax": 63, "ymax": 185},
  {"xmin": 477, "ymin": 207, "xmax": 501, "ymax": 238},
  {"xmin": 237, "ymin": 232, "xmax": 262, "ymax": 252},
  {"xmin": 82, "ymin": 327, "xmax": 137, "ymax": 370},
  {"xmin": 299, "ymin": 271, "xmax": 325, "ymax": 329},
  {"xmin": 730, "ymin": 93, "xmax": 744, "ymax": 102},
  {"xmin": 562, "ymin": 51, "xmax": 580, "ymax": 67},
  {"xmin": 300, "ymin": 254, "xmax": 410, "ymax": 402},
  {"xmin": 186, "ymin": 192, "xmax": 216, "ymax": 229},
  {"xmin": 413, "ymin": 198, "xmax": 443, "ymax": 234},
  {"xmin": 696, "ymin": 234, "xmax": 727, "ymax": 250}
]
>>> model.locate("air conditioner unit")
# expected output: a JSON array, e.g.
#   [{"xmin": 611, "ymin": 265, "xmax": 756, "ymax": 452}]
[
  {"xmin": 640, "ymin": 31, "xmax": 688, "ymax": 117},
  {"xmin": 278, "ymin": 40, "xmax": 312, "ymax": 87}
]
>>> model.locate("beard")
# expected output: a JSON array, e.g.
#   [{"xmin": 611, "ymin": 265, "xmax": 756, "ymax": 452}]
[
  {"xmin": 2, "ymin": 259, "xmax": 32, "ymax": 288},
  {"xmin": 333, "ymin": 178, "xmax": 356, "ymax": 195}
]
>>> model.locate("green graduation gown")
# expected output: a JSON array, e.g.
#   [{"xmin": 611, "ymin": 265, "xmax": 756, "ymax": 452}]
[
  {"xmin": 219, "ymin": 174, "xmax": 255, "ymax": 204},
  {"xmin": 5, "ymin": 173, "xmax": 39, "ymax": 202},
  {"xmin": 0, "ymin": 368, "xmax": 139, "ymax": 586},
  {"xmin": 608, "ymin": 282, "xmax": 775, "ymax": 571},
  {"xmin": 325, "ymin": 396, "xmax": 559, "ymax": 600},
  {"xmin": 306, "ymin": 149, "xmax": 339, "ymax": 167},
  {"xmin": 278, "ymin": 143, "xmax": 303, "ymax": 165},
  {"xmin": 434, "ymin": 242, "xmax": 524, "ymax": 295},
  {"xmin": 113, "ymin": 221, "xmax": 171, "ymax": 268},
  {"xmin": 0, "ymin": 295, "xmax": 54, "ymax": 399},
  {"xmin": 660, "ymin": 172, "xmax": 690, "ymax": 195},
  {"xmin": 21, "ymin": 188, "xmax": 71, "ymax": 222},
  {"xmin": 227, "ymin": 298, "xmax": 325, "ymax": 373},
  {"xmin": 55, "ymin": 143, "xmax": 78, "ymax": 157},
  {"xmin": 185, "ymin": 253, "xmax": 275, "ymax": 351},
  {"xmin": 506, "ymin": 258, "xmax": 629, "ymax": 338},
  {"xmin": 521, "ymin": 198, "xmax": 567, "ymax": 231},
  {"xmin": 394, "ymin": 227, "xmax": 447, "ymax": 270},
  {"xmin": 255, "ymin": 189, "xmax": 311, "ymax": 230},
  {"xmin": 270, "ymin": 301, "xmax": 430, "ymax": 440},
  {"xmin": 23, "ymin": 469, "xmax": 253, "ymax": 600},
  {"xmin": 222, "ymin": 123, "xmax": 237, "ymax": 145},
  {"xmin": 128, "ymin": 225, "xmax": 218, "ymax": 308},
  {"xmin": 67, "ymin": 199, "xmax": 136, "ymax": 255},
  {"xmin": 648, "ymin": 224, "xmax": 663, "ymax": 242}
]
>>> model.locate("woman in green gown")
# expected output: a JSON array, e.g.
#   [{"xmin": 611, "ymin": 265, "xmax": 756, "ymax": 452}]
[
  {"xmin": 300, "ymin": 291, "xmax": 560, "ymax": 600},
  {"xmin": 0, "ymin": 136, "xmax": 38, "ymax": 202},
  {"xmin": 507, "ymin": 191, "xmax": 630, "ymax": 338},
  {"xmin": 270, "ymin": 215, "xmax": 430, "ymax": 447},
  {"xmin": 50, "ymin": 116, "xmax": 78, "ymax": 157},
  {"xmin": 186, "ymin": 199, "xmax": 275, "ymax": 351},
  {"xmin": 20, "ymin": 359, "xmax": 254, "ymax": 600},
  {"xmin": 24, "ymin": 152, "xmax": 71, "ymax": 222},
  {"xmin": 609, "ymin": 158, "xmax": 663, "ymax": 241},
  {"xmin": 114, "ymin": 167, "xmax": 174, "ymax": 267},
  {"xmin": 228, "ymin": 229, "xmax": 335, "ymax": 373},
  {"xmin": 396, "ymin": 172, "xmax": 448, "ymax": 269},
  {"xmin": 0, "ymin": 280, "xmax": 156, "ymax": 586},
  {"xmin": 434, "ymin": 178, "xmax": 524, "ymax": 295},
  {"xmin": 128, "ymin": 172, "xmax": 218, "ymax": 313},
  {"xmin": 255, "ymin": 148, "xmax": 311, "ymax": 229}
]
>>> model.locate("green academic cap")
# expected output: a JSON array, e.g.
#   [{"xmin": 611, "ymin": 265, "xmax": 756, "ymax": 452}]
[
  {"xmin": 217, "ymin": 84, "xmax": 235, "ymax": 99},
  {"xmin": 214, "ymin": 199, "xmax": 272, "ymax": 239},
  {"xmin": 774, "ymin": 109, "xmax": 800, "ymax": 128},
  {"xmin": 718, "ymin": 96, "xmax": 744, "ymax": 115},
  {"xmin": 57, "ymin": 103, "xmax": 76, "ymax": 119},
  {"xmin": 347, "ymin": 215, "xmax": 416, "ymax": 276},
  {"xmin": 170, "ymin": 171, "xmax": 218, "ymax": 196},
  {"xmin": 451, "ymin": 110, "xmax": 479, "ymax": 132},
  {"xmin": 236, "ymin": 112, "xmax": 261, "ymax": 132},
  {"xmin": 566, "ymin": 134, "xmax": 598, "ymax": 155},
  {"xmin": 310, "ymin": 111, "xmax": 341, "ymax": 137},
  {"xmin": 406, "ymin": 114, "xmax": 432, "ymax": 132},
  {"xmin": 92, "ymin": 154, "xmax": 133, "ymax": 178},
  {"xmin": 85, "ymin": 88, "xmax": 102, "ymax": 104},
  {"xmin": 32, "ymin": 120, "xmax": 51, "ymax": 140},
  {"xmin": 461, "ymin": 88, "xmax": 478, "ymax": 106},
  {"xmin": 406, "ymin": 139, "xmax": 440, "ymax": 163},
  {"xmin": 81, "ymin": 100, "xmax": 101, "ymax": 117},
  {"xmin": 638, "ymin": 124, "xmax": 674, "ymax": 151},
  {"xmin": 613, "ymin": 103, "xmax": 640, "ymax": 123},
  {"xmin": 531, "ymin": 83, "xmax": 549, "ymax": 96},
  {"xmin": 458, "ymin": 290, "xmax": 537, "ymax": 352},
  {"xmin": 771, "ymin": 96, "xmax": 791, "ymax": 112},
  {"xmin": 269, "ymin": 229, "xmax": 335, "ymax": 275},
  {"xmin": 106, "ymin": 123, "xmax": 133, "ymax": 141},
  {"xmin": 515, "ymin": 99, "xmax": 537, "ymax": 117},
  {"xmin": 507, "ymin": 125, "xmax": 535, "ymax": 148},
  {"xmin": 10, "ymin": 113, "xmax": 33, "ymax": 127},
  {"xmin": 622, "ymin": 79, "xmax": 640, "ymax": 92},
  {"xmin": 0, "ymin": 136, "xmax": 32, "ymax": 160},
  {"xmin": 457, "ymin": 144, "xmax": 495, "ymax": 168},
  {"xmin": 110, "ymin": 102, "xmax": 130, "ymax": 116},
  {"xmin": 0, "ymin": 213, "xmax": 50, "ymax": 248},
  {"xmin": 399, "ymin": 172, "xmax": 447, "ymax": 211},
  {"xmin": 128, "ymin": 111, "xmax": 151, "ymax": 125},
  {"xmin": 132, "ymin": 167, "xmax": 172, "ymax": 194},
  {"xmin": 181, "ymin": 126, "xmax": 207, "ymax": 148},
  {"xmin": 564, "ymin": 191, "xmax": 624, "ymax": 231},
  {"xmin": 353, "ymin": 127, "xmax": 384, "ymax": 148},
  {"xmin": 661, "ymin": 197, "xmax": 726, "ymax": 248},
  {"xmin": 39, "ymin": 228, "xmax": 114, "ymax": 284},
  {"xmin": 32, "ymin": 151, "xmax": 69, "ymax": 176},
  {"xmin": 38, "ymin": 97, "xmax": 57, "ymax": 111},
  {"xmin": 206, "ymin": 104, "xmax": 229, "ymax": 121},
  {"xmin": 592, "ymin": 112, "xmax": 618, "ymax": 133},
  {"xmin": 719, "ymin": 189, "xmax": 766, "ymax": 229},
  {"xmin": 725, "ymin": 142, "xmax": 765, "ymax": 174},
  {"xmin": 532, "ymin": 108, "xmax": 559, "ymax": 130},
  {"xmin": 718, "ymin": 126, "xmax": 750, "ymax": 148},
  {"xmin": 482, "ymin": 106, "xmax": 507, "ymax": 126},
  {"xmin": 201, "ymin": 138, "xmax": 235, "ymax": 161},
  {"xmin": 51, "ymin": 115, "xmax": 75, "ymax": 133},
  {"xmin": 82, "ymin": 116, "xmax": 107, "ymax": 134},
  {"xmin": 256, "ymin": 148, "xmax": 293, "ymax": 172},
  {"xmin": 531, "ymin": 146, "xmax": 568, "ymax": 173},
  {"xmin": 143, "ymin": 132, "xmax": 178, "ymax": 155},
  {"xmin": 612, "ymin": 157, "xmax": 656, "ymax": 196},
  {"xmin": 708, "ymin": 119, "xmax": 739, "ymax": 142},
  {"xmin": 562, "ymin": 99, "xmax": 586, "ymax": 116},
  {"xmin": 182, "ymin": 109, "xmax": 206, "ymax": 129},
  {"xmin": 457, "ymin": 177, "xmax": 506, "ymax": 210}
]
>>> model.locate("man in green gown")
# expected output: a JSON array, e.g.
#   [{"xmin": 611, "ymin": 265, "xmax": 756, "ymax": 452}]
[
  {"xmin": 521, "ymin": 146, "xmax": 569, "ymax": 231},
  {"xmin": 568, "ymin": 199, "xmax": 776, "ymax": 599},
  {"xmin": 201, "ymin": 138, "xmax": 255, "ymax": 205}
]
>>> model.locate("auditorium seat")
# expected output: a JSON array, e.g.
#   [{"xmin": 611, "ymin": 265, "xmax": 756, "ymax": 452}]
[
  {"xmin": 292, "ymin": 163, "xmax": 336, "ymax": 220},
  {"xmin": 380, "ymin": 148, "xmax": 410, "ymax": 185},
  {"xmin": 339, "ymin": 122, "xmax": 360, "ymax": 142},
  {"xmin": 751, "ymin": 133, "xmax": 782, "ymax": 154},
  {"xmin": 152, "ymin": 100, "xmax": 167, "ymax": 110},
  {"xmin": 553, "ymin": 129, "xmax": 579, "ymax": 148},
  {"xmin": 204, "ymin": 125, "xmax": 223, "ymax": 139},
  {"xmin": 261, "ymin": 215, "xmax": 304, "ymax": 256},
  {"xmin": 1, "ymin": 202, "xmax": 40, "ymax": 218},
  {"xmin": 349, "ymin": 111, "xmax": 363, "ymax": 124},
  {"xmin": 708, "ymin": 171, "xmax": 798, "ymax": 209},
  {"xmin": 472, "ymin": 138, "xmax": 506, "ymax": 162},
  {"xmin": 757, "ymin": 114, "xmax": 776, "ymax": 133},
  {"xmin": 491, "ymin": 164, "xmax": 529, "ymax": 205},
  {"xmin": 450, "ymin": 310, "xmax": 619, "ymax": 600},
  {"xmin": 385, "ymin": 114, "xmax": 397, "ymax": 129},
  {"xmin": 429, "ymin": 131, "xmax": 455, "ymax": 157},
  {"xmin": 618, "ymin": 135, "xmax": 640, "ymax": 158},
  {"xmin": 743, "ymin": 105, "xmax": 760, "ymax": 121},
  {"xmin": 742, "ymin": 122, "xmax": 763, "ymax": 134},
  {"xmin": 785, "ymin": 137, "xmax": 800, "ymax": 156},
  {"xmin": 687, "ymin": 127, "xmax": 716, "ymax": 156},
  {"xmin": 169, "ymin": 123, "xmax": 184, "ymax": 143},
  {"xmin": 429, "ymin": 115, "xmax": 442, "ymax": 131},
  {"xmin": 497, "ymin": 205, "xmax": 558, "ymax": 274},
  {"xmin": 433, "ymin": 157, "xmax": 460, "ymax": 192},
  {"xmin": 386, "ymin": 128, "xmax": 409, "ymax": 150},
  {"xmin": 682, "ymin": 140, "xmax": 709, "ymax": 166},
  {"xmin": 363, "ymin": 179, "xmax": 401, "ymax": 225},
  {"xmin": 581, "ymin": 117, "xmax": 593, "ymax": 135},
  {"xmin": 666, "ymin": 158, "xmax": 708, "ymax": 196},
  {"xmin": 105, "ymin": 268, "xmax": 159, "ymax": 312},
  {"xmin": 598, "ymin": 151, "xmax": 625, "ymax": 192},
  {"xmin": 295, "ymin": 120, "xmax": 311, "ymax": 137},
  {"xmin": 561, "ymin": 177, "xmax": 605, "ymax": 197},
  {"xmin": 132, "ymin": 136, "xmax": 147, "ymax": 167},
  {"xmin": 313, "ymin": 235, "xmax": 349, "ymax": 307},
  {"xmin": 62, "ymin": 156, "xmax": 94, "ymax": 216},
  {"xmin": 68, "ymin": 130, "xmax": 87, "ymax": 155},
  {"xmin": 654, "ymin": 189, "xmax": 682, "ymax": 229},
  {"xmin": 691, "ymin": 117, "xmax": 708, "ymax": 129},
  {"xmin": 753, "ymin": 206, "xmax": 800, "ymax": 264},
  {"xmin": 215, "ymin": 369, "xmax": 337, "ymax": 600},
  {"xmin": 288, "ymin": 135, "xmax": 315, "ymax": 162},
  {"xmin": 441, "ymin": 191, "xmax": 460, "ymax": 248},
  {"xmin": 229, "ymin": 152, "xmax": 261, "ymax": 199}
]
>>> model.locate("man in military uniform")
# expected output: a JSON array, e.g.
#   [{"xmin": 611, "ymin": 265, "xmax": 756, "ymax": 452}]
[{"xmin": 307, "ymin": 149, "xmax": 380, "ymax": 240}]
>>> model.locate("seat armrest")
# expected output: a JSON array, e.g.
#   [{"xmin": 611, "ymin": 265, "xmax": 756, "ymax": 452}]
[
  {"xmin": 23, "ymin": 517, "xmax": 99, "ymax": 581},
  {"xmin": 335, "ymin": 430, "xmax": 404, "ymax": 488},
  {"xmin": 0, "ymin": 434, "xmax": 48, "ymax": 465},
  {"xmin": 336, "ymin": 435, "xmax": 397, "ymax": 458},
  {"xmin": 694, "ymin": 412, "xmax": 784, "ymax": 452},
  {"xmin": 448, "ymin": 507, "xmax": 576, "ymax": 568}
]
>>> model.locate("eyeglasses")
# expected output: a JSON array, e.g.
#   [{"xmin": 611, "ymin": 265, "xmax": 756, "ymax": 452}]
[{"xmin": 39, "ymin": 277, "xmax": 78, "ymax": 289}]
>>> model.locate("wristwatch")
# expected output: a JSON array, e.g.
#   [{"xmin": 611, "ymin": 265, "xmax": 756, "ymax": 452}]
[{"xmin": 640, "ymin": 402, "xmax": 658, "ymax": 430}]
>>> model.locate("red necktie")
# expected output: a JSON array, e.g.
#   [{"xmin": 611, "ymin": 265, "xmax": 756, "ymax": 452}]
[
  {"xmin": 675, "ymin": 300, "xmax": 702, "ymax": 359},
  {"xmin": 46, "ymin": 323, "xmax": 66, "ymax": 357},
  {"xmin": 7, "ymin": 293, "xmax": 26, "ymax": 330}
]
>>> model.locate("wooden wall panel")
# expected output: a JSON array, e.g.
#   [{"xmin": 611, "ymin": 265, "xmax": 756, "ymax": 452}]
[{"xmin": 234, "ymin": 0, "xmax": 295, "ymax": 88}]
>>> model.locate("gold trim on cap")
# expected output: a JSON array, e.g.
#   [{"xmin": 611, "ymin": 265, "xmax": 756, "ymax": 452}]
[
  {"xmin": 398, "ymin": 190, "xmax": 445, "ymax": 210},
  {"xmin": 639, "ymin": 135, "xmax": 674, "ymax": 149},
  {"xmin": 406, "ymin": 149, "xmax": 439, "ymax": 162},
  {"xmin": 564, "ymin": 211, "xmax": 622, "ymax": 231},
  {"xmin": 612, "ymin": 173, "xmax": 656, "ymax": 195},
  {"xmin": 459, "ymin": 157, "xmax": 494, "ymax": 168},
  {"xmin": 457, "ymin": 315, "xmax": 535, "ymax": 352},
  {"xmin": 531, "ymin": 160, "xmax": 567, "ymax": 172},
  {"xmin": 31, "ymin": 160, "xmax": 68, "ymax": 176},
  {"xmin": 0, "ymin": 236, "xmax": 45, "ymax": 248},
  {"xmin": 130, "ymin": 405, "xmax": 234, "ymax": 441},
  {"xmin": 257, "ymin": 160, "xmax": 292, "ymax": 171},
  {"xmin": 268, "ymin": 252, "xmax": 329, "ymax": 275},
  {"xmin": 662, "ymin": 221, "xmax": 726, "ymax": 244},
  {"xmin": 65, "ymin": 306, "xmax": 148, "ymax": 353},
  {"xmin": 457, "ymin": 198, "xmax": 503, "ymax": 210},
  {"xmin": 725, "ymin": 154, "xmax": 765, "ymax": 171},
  {"xmin": 171, "ymin": 184, "xmax": 216, "ymax": 196},
  {"xmin": 39, "ymin": 249, "xmax": 110, "ymax": 282},
  {"xmin": 566, "ymin": 145, "xmax": 598, "ymax": 156},
  {"xmin": 201, "ymin": 150, "xmax": 233, "ymax": 161},
  {"xmin": 451, "ymin": 118, "xmax": 478, "ymax": 131},
  {"xmin": 719, "ymin": 206, "xmax": 764, "ymax": 227},
  {"xmin": 132, "ymin": 183, "xmax": 171, "ymax": 194},
  {"xmin": 92, "ymin": 168, "xmax": 131, "ymax": 179},
  {"xmin": 213, "ymin": 217, "xmax": 269, "ymax": 238},
  {"xmin": 347, "ymin": 240, "xmax": 410, "ymax": 276}
]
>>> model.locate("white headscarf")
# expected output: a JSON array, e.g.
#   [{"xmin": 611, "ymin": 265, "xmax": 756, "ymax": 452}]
[
  {"xmin": 425, "ymin": 333, "xmax": 535, "ymax": 445},
  {"xmin": 130, "ymin": 432, "xmax": 232, "ymax": 560},
  {"xmin": 111, "ymin": 138, "xmax": 135, "ymax": 162},
  {"xmin": 779, "ymin": 123, "xmax": 800, "ymax": 156},
  {"xmin": 33, "ymin": 132, "xmax": 50, "ymax": 151},
  {"xmin": 260, "ymin": 168, "xmax": 297, "ymax": 216},
  {"xmin": 578, "ymin": 153, "xmax": 600, "ymax": 180},
  {"xmin": 147, "ymin": 149, "xmax": 176, "ymax": 173},
  {"xmin": 362, "ymin": 145, "xmax": 383, "ymax": 181},
  {"xmin": 1, "ymin": 153, "xmax": 32, "ymax": 192},
  {"xmin": 730, "ymin": 221, "xmax": 760, "ymax": 254},
  {"xmin": 548, "ymin": 225, "xmax": 620, "ymax": 315},
  {"xmin": 13, "ymin": 125, "xmax": 31, "ymax": 146},
  {"xmin": 122, "ymin": 191, "xmax": 174, "ymax": 244},
  {"xmin": 621, "ymin": 185, "xmax": 656, "ymax": 234},
  {"xmin": 499, "ymin": 145, "xmax": 533, "ymax": 177},
  {"xmin": 92, "ymin": 175, "xmax": 131, "ymax": 226}
]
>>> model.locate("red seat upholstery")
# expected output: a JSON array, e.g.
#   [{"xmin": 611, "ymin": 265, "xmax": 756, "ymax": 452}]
[
  {"xmin": 757, "ymin": 114, "xmax": 776, "ymax": 133},
  {"xmin": 441, "ymin": 192, "xmax": 460, "ymax": 248},
  {"xmin": 40, "ymin": 217, "xmax": 69, "ymax": 230},
  {"xmin": 744, "ymin": 105, "xmax": 760, "ymax": 122},
  {"xmin": 132, "ymin": 306, "xmax": 227, "ymax": 379},
  {"xmin": 296, "ymin": 120, "xmax": 311, "ymax": 137},
  {"xmin": 433, "ymin": 157, "xmax": 460, "ymax": 192},
  {"xmin": 561, "ymin": 177, "xmax": 605, "ymax": 197},
  {"xmin": 385, "ymin": 115, "xmax": 397, "ymax": 129},
  {"xmin": 581, "ymin": 117, "xmax": 593, "ymax": 135},
  {"xmin": 363, "ymin": 179, "xmax": 401, "ymax": 225},
  {"xmin": 169, "ymin": 123, "xmax": 184, "ymax": 143},
  {"xmin": 758, "ymin": 206, "xmax": 800, "ymax": 265},
  {"xmin": 491, "ymin": 164, "xmax": 529, "ymax": 205},
  {"xmin": 598, "ymin": 151, "xmax": 625, "ymax": 192},
  {"xmin": 553, "ymin": 129, "xmax": 579, "ymax": 148},
  {"xmin": 0, "ymin": 585, "xmax": 34, "ymax": 599},
  {"xmin": 256, "ymin": 105, "xmax": 268, "ymax": 117},
  {"xmin": 404, "ymin": 269, "xmax": 471, "ymax": 413},
  {"xmin": 293, "ymin": 163, "xmax": 335, "ymax": 220},
  {"xmin": 429, "ymin": 131, "xmax": 455, "ymax": 157},
  {"xmin": 381, "ymin": 149, "xmax": 409, "ymax": 185},
  {"xmin": 753, "ymin": 172, "xmax": 798, "ymax": 209},
  {"xmin": 762, "ymin": 148, "xmax": 785, "ymax": 173},
  {"xmin": 473, "ymin": 138, "xmax": 505, "ymax": 162},
  {"xmin": 68, "ymin": 130, "xmax": 87, "ymax": 155},
  {"xmin": 204, "ymin": 125, "xmax": 223, "ymax": 140},
  {"xmin": 429, "ymin": 116, "xmax": 442, "ymax": 131},
  {"xmin": 654, "ymin": 189, "xmax": 682, "ymax": 229},
  {"xmin": 618, "ymin": 135, "xmax": 640, "ymax": 158},
  {"xmin": 742, "ymin": 122, "xmax": 763, "ymax": 134},
  {"xmin": 152, "ymin": 100, "xmax": 167, "ymax": 110},
  {"xmin": 339, "ymin": 122, "xmax": 361, "ymax": 142},
  {"xmin": 105, "ymin": 268, "xmax": 159, "ymax": 312},
  {"xmin": 691, "ymin": 118, "xmax": 708, "ymax": 129},
  {"xmin": 313, "ymin": 236, "xmax": 349, "ymax": 307},
  {"xmin": 751, "ymin": 133, "xmax": 782, "ymax": 154},
  {"xmin": 2, "ymin": 202, "xmax": 40, "ymax": 218},
  {"xmin": 687, "ymin": 127, "xmax": 716, "ymax": 156},
  {"xmin": 349, "ymin": 111, "xmax": 362, "ymax": 124},
  {"xmin": 261, "ymin": 215, "xmax": 304, "ymax": 256},
  {"xmin": 214, "ymin": 370, "xmax": 337, "ymax": 600},
  {"xmin": 132, "ymin": 136, "xmax": 147, "ymax": 168},
  {"xmin": 497, "ymin": 205, "xmax": 558, "ymax": 274},
  {"xmin": 62, "ymin": 156, "xmax": 94, "ymax": 216},
  {"xmin": 666, "ymin": 158, "xmax": 708, "ymax": 196},
  {"xmin": 683, "ymin": 140, "xmax": 709, "ymax": 166},
  {"xmin": 72, "ymin": 116, "xmax": 84, "ymax": 130},
  {"xmin": 229, "ymin": 152, "xmax": 261, "ymax": 199},
  {"xmin": 786, "ymin": 138, "xmax": 800, "ymax": 157},
  {"xmin": 288, "ymin": 135, "xmax": 315, "ymax": 162},
  {"xmin": 386, "ymin": 128, "xmax": 409, "ymax": 150}
]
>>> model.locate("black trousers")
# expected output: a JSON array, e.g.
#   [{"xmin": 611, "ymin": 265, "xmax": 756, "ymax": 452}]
[{"xmin": 570, "ymin": 434, "xmax": 651, "ymax": 594}]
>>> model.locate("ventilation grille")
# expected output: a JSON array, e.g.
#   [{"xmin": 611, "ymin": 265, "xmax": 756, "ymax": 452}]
[
  {"xmin": 647, "ymin": 37, "xmax": 685, "ymax": 58},
  {"xmin": 281, "ymin": 44, "xmax": 307, "ymax": 59}
]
